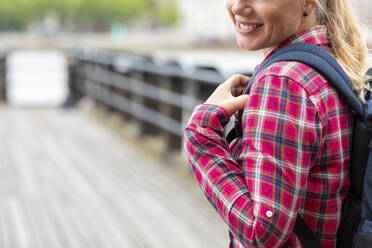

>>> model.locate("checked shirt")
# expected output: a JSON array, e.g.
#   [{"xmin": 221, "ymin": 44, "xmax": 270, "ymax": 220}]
[{"xmin": 183, "ymin": 26, "xmax": 353, "ymax": 248}]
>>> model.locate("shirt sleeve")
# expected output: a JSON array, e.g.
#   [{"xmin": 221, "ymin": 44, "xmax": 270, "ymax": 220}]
[{"xmin": 183, "ymin": 74, "xmax": 322, "ymax": 247}]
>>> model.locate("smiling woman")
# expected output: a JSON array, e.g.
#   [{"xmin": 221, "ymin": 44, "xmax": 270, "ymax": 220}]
[{"xmin": 183, "ymin": 0, "xmax": 370, "ymax": 247}]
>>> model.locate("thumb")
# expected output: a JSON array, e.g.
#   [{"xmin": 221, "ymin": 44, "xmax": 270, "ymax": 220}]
[
  {"xmin": 235, "ymin": 94, "xmax": 250, "ymax": 107},
  {"xmin": 228, "ymin": 94, "xmax": 250, "ymax": 115}
]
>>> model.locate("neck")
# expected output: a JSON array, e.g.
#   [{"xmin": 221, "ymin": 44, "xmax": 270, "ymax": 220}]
[{"xmin": 262, "ymin": 47, "xmax": 276, "ymax": 57}]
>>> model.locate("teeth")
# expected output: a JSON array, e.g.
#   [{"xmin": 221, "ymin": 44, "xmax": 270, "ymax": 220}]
[{"xmin": 239, "ymin": 23, "xmax": 261, "ymax": 30}]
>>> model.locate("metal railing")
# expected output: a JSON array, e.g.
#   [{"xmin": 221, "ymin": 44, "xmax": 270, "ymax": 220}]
[{"xmin": 67, "ymin": 48, "xmax": 252, "ymax": 153}]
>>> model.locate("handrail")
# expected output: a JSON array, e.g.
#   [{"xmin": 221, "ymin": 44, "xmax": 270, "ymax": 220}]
[{"xmin": 67, "ymin": 48, "xmax": 253, "ymax": 152}]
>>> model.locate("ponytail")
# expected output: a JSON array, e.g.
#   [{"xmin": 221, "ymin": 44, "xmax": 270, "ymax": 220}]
[{"xmin": 315, "ymin": 0, "xmax": 370, "ymax": 101}]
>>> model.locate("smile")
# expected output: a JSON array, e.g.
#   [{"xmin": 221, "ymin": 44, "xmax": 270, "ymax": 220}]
[{"xmin": 236, "ymin": 22, "xmax": 263, "ymax": 34}]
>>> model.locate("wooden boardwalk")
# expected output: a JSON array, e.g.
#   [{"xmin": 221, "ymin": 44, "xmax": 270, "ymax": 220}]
[{"xmin": 0, "ymin": 105, "xmax": 228, "ymax": 248}]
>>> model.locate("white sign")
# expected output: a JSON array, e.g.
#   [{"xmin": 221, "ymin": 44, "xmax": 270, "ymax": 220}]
[{"xmin": 6, "ymin": 50, "xmax": 68, "ymax": 107}]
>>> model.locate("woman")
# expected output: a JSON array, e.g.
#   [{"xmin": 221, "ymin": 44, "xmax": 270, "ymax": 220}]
[{"xmin": 183, "ymin": 0, "xmax": 370, "ymax": 247}]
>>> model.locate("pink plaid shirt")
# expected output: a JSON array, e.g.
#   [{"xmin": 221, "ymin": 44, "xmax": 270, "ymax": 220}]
[{"xmin": 183, "ymin": 26, "xmax": 353, "ymax": 248}]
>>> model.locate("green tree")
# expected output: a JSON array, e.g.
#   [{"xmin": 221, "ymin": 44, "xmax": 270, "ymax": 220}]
[
  {"xmin": 155, "ymin": 0, "xmax": 179, "ymax": 26},
  {"xmin": 0, "ymin": 0, "xmax": 178, "ymax": 31}
]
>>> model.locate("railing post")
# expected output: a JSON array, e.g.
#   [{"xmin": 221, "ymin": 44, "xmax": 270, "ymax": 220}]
[
  {"xmin": 76, "ymin": 52, "xmax": 89, "ymax": 99},
  {"xmin": 102, "ymin": 52, "xmax": 116, "ymax": 113},
  {"xmin": 159, "ymin": 64, "xmax": 184, "ymax": 153},
  {"xmin": 66, "ymin": 53, "xmax": 85, "ymax": 107},
  {"xmin": 141, "ymin": 70, "xmax": 160, "ymax": 136},
  {"xmin": 130, "ymin": 67, "xmax": 156, "ymax": 138}
]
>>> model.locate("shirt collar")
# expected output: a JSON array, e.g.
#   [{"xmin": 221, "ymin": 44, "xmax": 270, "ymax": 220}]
[{"xmin": 258, "ymin": 25, "xmax": 329, "ymax": 67}]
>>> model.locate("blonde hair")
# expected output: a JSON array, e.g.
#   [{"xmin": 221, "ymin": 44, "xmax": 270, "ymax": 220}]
[{"xmin": 314, "ymin": 0, "xmax": 371, "ymax": 101}]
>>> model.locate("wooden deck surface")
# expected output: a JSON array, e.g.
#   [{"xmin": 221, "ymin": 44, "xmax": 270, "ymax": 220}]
[{"xmin": 0, "ymin": 105, "xmax": 228, "ymax": 248}]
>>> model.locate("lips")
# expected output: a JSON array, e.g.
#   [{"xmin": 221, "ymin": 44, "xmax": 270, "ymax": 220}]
[{"xmin": 236, "ymin": 21, "xmax": 263, "ymax": 34}]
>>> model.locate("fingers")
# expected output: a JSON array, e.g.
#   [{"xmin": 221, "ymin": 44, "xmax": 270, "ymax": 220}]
[
  {"xmin": 206, "ymin": 74, "xmax": 250, "ymax": 116},
  {"xmin": 229, "ymin": 74, "xmax": 250, "ymax": 96},
  {"xmin": 231, "ymin": 86, "xmax": 246, "ymax": 97},
  {"xmin": 232, "ymin": 87, "xmax": 248, "ymax": 97},
  {"xmin": 229, "ymin": 74, "xmax": 250, "ymax": 87}
]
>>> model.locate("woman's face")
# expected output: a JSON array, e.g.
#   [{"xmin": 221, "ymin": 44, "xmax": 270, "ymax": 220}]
[{"xmin": 226, "ymin": 0, "xmax": 309, "ymax": 51}]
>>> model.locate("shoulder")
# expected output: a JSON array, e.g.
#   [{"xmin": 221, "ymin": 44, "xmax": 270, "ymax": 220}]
[
  {"xmin": 253, "ymin": 61, "xmax": 330, "ymax": 97},
  {"xmin": 250, "ymin": 60, "xmax": 347, "ymax": 126}
]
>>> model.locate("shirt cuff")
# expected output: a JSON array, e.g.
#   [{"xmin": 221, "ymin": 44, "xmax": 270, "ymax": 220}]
[{"xmin": 188, "ymin": 104, "xmax": 231, "ymax": 130}]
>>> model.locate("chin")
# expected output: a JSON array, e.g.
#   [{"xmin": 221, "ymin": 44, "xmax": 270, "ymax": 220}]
[{"xmin": 236, "ymin": 37, "xmax": 261, "ymax": 51}]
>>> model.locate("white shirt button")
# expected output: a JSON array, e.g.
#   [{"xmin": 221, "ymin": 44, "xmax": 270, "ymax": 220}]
[{"xmin": 266, "ymin": 210, "xmax": 273, "ymax": 218}]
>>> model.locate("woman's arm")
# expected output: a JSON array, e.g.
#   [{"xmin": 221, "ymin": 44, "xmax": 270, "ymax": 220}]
[{"xmin": 183, "ymin": 74, "xmax": 322, "ymax": 247}]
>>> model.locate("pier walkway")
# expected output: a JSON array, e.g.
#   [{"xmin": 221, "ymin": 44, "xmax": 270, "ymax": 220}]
[{"xmin": 0, "ymin": 105, "xmax": 227, "ymax": 248}]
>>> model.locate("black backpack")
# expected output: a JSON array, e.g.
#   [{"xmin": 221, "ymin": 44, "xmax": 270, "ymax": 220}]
[{"xmin": 226, "ymin": 43, "xmax": 372, "ymax": 248}]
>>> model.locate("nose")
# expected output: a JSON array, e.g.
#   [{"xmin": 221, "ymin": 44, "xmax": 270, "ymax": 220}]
[{"xmin": 231, "ymin": 0, "xmax": 253, "ymax": 16}]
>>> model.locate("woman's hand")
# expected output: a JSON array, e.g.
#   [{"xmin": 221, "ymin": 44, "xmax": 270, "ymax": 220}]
[{"xmin": 205, "ymin": 74, "xmax": 250, "ymax": 117}]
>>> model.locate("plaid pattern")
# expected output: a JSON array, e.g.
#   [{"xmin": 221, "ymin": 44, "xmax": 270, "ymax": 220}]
[{"xmin": 183, "ymin": 26, "xmax": 353, "ymax": 248}]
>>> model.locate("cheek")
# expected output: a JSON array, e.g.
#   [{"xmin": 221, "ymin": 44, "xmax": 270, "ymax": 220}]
[
  {"xmin": 226, "ymin": 0, "xmax": 235, "ymax": 24},
  {"xmin": 277, "ymin": 4, "xmax": 302, "ymax": 32},
  {"xmin": 264, "ymin": 8, "xmax": 282, "ymax": 34},
  {"xmin": 265, "ymin": 8, "xmax": 297, "ymax": 37}
]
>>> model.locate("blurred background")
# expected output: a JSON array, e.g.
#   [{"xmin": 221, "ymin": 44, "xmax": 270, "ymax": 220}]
[{"xmin": 0, "ymin": 0, "xmax": 370, "ymax": 248}]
